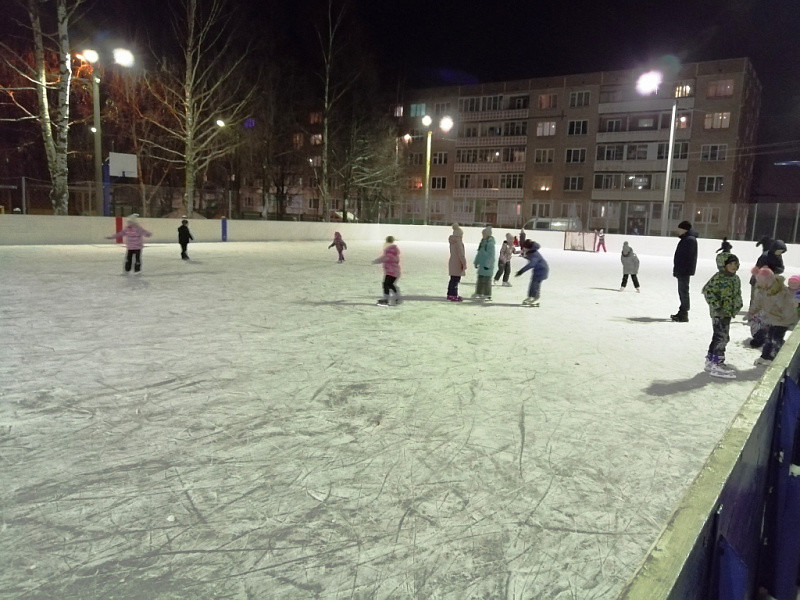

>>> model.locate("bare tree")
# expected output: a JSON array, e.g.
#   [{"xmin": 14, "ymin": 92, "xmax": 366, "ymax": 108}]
[
  {"xmin": 141, "ymin": 0, "xmax": 253, "ymax": 217},
  {"xmin": 0, "ymin": 0, "xmax": 83, "ymax": 214}
]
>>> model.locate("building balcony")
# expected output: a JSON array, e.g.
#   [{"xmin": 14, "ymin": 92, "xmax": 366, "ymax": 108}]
[
  {"xmin": 595, "ymin": 129, "xmax": 692, "ymax": 144},
  {"xmin": 458, "ymin": 108, "xmax": 530, "ymax": 122},
  {"xmin": 453, "ymin": 188, "xmax": 524, "ymax": 199},
  {"xmin": 593, "ymin": 159, "xmax": 689, "ymax": 172},
  {"xmin": 453, "ymin": 162, "xmax": 526, "ymax": 173},
  {"xmin": 455, "ymin": 135, "xmax": 527, "ymax": 147},
  {"xmin": 591, "ymin": 189, "xmax": 686, "ymax": 202},
  {"xmin": 597, "ymin": 97, "xmax": 695, "ymax": 114}
]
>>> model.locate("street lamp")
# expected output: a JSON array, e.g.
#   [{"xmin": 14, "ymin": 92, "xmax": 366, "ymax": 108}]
[
  {"xmin": 79, "ymin": 48, "xmax": 134, "ymax": 216},
  {"xmin": 422, "ymin": 114, "xmax": 453, "ymax": 225},
  {"xmin": 637, "ymin": 70, "xmax": 677, "ymax": 236}
]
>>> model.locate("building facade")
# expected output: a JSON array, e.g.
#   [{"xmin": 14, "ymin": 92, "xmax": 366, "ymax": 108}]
[{"xmin": 397, "ymin": 58, "xmax": 761, "ymax": 238}]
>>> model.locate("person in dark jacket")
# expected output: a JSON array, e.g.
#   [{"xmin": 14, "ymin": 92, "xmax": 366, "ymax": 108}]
[
  {"xmin": 671, "ymin": 220, "xmax": 698, "ymax": 322},
  {"xmin": 178, "ymin": 219, "xmax": 194, "ymax": 260}
]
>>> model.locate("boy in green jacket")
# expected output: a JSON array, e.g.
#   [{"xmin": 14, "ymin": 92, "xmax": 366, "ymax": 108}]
[{"xmin": 701, "ymin": 255, "xmax": 743, "ymax": 378}]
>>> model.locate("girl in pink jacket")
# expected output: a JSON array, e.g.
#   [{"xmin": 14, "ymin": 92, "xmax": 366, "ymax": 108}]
[
  {"xmin": 373, "ymin": 236, "xmax": 401, "ymax": 306},
  {"xmin": 106, "ymin": 214, "xmax": 152, "ymax": 273}
]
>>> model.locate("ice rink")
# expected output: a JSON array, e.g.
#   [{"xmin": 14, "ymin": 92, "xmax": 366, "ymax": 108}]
[{"xmin": 0, "ymin": 238, "xmax": 787, "ymax": 599}]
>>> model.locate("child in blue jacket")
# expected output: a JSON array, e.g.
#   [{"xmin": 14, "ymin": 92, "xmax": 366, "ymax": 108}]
[{"xmin": 515, "ymin": 240, "xmax": 549, "ymax": 306}]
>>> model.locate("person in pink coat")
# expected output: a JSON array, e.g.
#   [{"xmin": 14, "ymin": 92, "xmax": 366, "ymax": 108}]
[
  {"xmin": 373, "ymin": 235, "xmax": 402, "ymax": 306},
  {"xmin": 328, "ymin": 231, "xmax": 347, "ymax": 262},
  {"xmin": 106, "ymin": 213, "xmax": 152, "ymax": 273},
  {"xmin": 447, "ymin": 223, "xmax": 467, "ymax": 301}
]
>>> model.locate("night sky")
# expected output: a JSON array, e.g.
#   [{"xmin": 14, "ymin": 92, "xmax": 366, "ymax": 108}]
[{"xmin": 4, "ymin": 0, "xmax": 800, "ymax": 174}]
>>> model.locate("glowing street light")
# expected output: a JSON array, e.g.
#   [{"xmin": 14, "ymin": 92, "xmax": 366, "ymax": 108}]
[
  {"xmin": 637, "ymin": 69, "xmax": 677, "ymax": 237},
  {"xmin": 79, "ymin": 47, "xmax": 134, "ymax": 216},
  {"xmin": 422, "ymin": 115, "xmax": 454, "ymax": 226}
]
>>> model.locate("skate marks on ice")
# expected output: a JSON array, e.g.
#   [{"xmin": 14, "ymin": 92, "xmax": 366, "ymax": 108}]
[{"xmin": 0, "ymin": 241, "xmax": 781, "ymax": 599}]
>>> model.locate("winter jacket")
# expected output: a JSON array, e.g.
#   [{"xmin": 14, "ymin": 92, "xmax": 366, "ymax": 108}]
[
  {"xmin": 498, "ymin": 240, "xmax": 513, "ymax": 266},
  {"xmin": 750, "ymin": 276, "xmax": 798, "ymax": 327},
  {"xmin": 517, "ymin": 243, "xmax": 549, "ymax": 281},
  {"xmin": 673, "ymin": 228, "xmax": 698, "ymax": 277},
  {"xmin": 702, "ymin": 270, "xmax": 743, "ymax": 318},
  {"xmin": 448, "ymin": 234, "xmax": 467, "ymax": 276},
  {"xmin": 375, "ymin": 243, "xmax": 401, "ymax": 277},
  {"xmin": 178, "ymin": 225, "xmax": 194, "ymax": 244},
  {"xmin": 328, "ymin": 232, "xmax": 347, "ymax": 251},
  {"xmin": 620, "ymin": 243, "xmax": 639, "ymax": 275},
  {"xmin": 109, "ymin": 225, "xmax": 152, "ymax": 250},
  {"xmin": 749, "ymin": 241, "xmax": 787, "ymax": 285},
  {"xmin": 474, "ymin": 236, "xmax": 496, "ymax": 276}
]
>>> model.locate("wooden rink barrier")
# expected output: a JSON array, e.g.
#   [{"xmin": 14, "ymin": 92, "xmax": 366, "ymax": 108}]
[{"xmin": 619, "ymin": 328, "xmax": 800, "ymax": 599}]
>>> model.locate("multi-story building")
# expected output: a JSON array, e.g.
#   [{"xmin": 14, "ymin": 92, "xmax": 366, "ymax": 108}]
[{"xmin": 397, "ymin": 58, "xmax": 761, "ymax": 237}]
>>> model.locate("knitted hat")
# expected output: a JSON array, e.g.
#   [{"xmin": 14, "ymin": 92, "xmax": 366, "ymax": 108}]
[
  {"xmin": 127, "ymin": 213, "xmax": 139, "ymax": 224},
  {"xmin": 385, "ymin": 235, "xmax": 394, "ymax": 244},
  {"xmin": 451, "ymin": 223, "xmax": 463, "ymax": 237},
  {"xmin": 717, "ymin": 237, "xmax": 732, "ymax": 253},
  {"xmin": 481, "ymin": 225, "xmax": 493, "ymax": 237},
  {"xmin": 181, "ymin": 219, "xmax": 188, "ymax": 225},
  {"xmin": 506, "ymin": 233, "xmax": 514, "ymax": 244},
  {"xmin": 752, "ymin": 266, "xmax": 776, "ymax": 286},
  {"xmin": 677, "ymin": 220, "xmax": 692, "ymax": 231},
  {"xmin": 622, "ymin": 241, "xmax": 632, "ymax": 254},
  {"xmin": 724, "ymin": 254, "xmax": 739, "ymax": 266},
  {"xmin": 788, "ymin": 275, "xmax": 800, "ymax": 291}
]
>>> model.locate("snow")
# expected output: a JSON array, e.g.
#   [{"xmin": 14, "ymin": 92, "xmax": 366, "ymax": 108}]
[{"xmin": 0, "ymin": 239, "xmax": 792, "ymax": 599}]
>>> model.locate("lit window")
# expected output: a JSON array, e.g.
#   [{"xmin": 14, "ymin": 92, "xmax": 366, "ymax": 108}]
[
  {"xmin": 309, "ymin": 111, "xmax": 322, "ymax": 124},
  {"xmin": 537, "ymin": 121, "xmax": 556, "ymax": 136},
  {"xmin": 704, "ymin": 112, "xmax": 731, "ymax": 129},
  {"xmin": 310, "ymin": 134, "xmax": 322, "ymax": 145},
  {"xmin": 538, "ymin": 94, "xmax": 557, "ymax": 109}
]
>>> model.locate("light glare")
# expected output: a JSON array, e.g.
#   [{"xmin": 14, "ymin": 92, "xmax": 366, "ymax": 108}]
[
  {"xmin": 82, "ymin": 49, "xmax": 99, "ymax": 63},
  {"xmin": 421, "ymin": 115, "xmax": 432, "ymax": 127},
  {"xmin": 113, "ymin": 48, "xmax": 135, "ymax": 67},
  {"xmin": 636, "ymin": 70, "xmax": 663, "ymax": 95},
  {"xmin": 439, "ymin": 116, "xmax": 453, "ymax": 132}
]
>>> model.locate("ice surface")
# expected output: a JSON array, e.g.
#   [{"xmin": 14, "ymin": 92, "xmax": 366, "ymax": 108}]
[{"xmin": 0, "ymin": 240, "xmax": 782, "ymax": 599}]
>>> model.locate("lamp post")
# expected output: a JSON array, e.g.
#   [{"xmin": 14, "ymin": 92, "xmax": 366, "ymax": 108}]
[
  {"xmin": 421, "ymin": 115, "xmax": 454, "ymax": 225},
  {"xmin": 637, "ymin": 70, "xmax": 677, "ymax": 237},
  {"xmin": 79, "ymin": 48, "xmax": 134, "ymax": 216}
]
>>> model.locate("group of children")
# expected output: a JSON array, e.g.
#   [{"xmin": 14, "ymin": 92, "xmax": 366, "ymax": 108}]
[
  {"xmin": 111, "ymin": 216, "xmax": 796, "ymax": 377},
  {"xmin": 107, "ymin": 214, "xmax": 194, "ymax": 273},
  {"xmin": 702, "ymin": 236, "xmax": 799, "ymax": 379}
]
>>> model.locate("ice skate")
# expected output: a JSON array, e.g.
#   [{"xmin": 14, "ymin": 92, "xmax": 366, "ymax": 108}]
[
  {"xmin": 377, "ymin": 295, "xmax": 390, "ymax": 306},
  {"xmin": 707, "ymin": 362, "xmax": 736, "ymax": 379},
  {"xmin": 670, "ymin": 312, "xmax": 688, "ymax": 322},
  {"xmin": 447, "ymin": 295, "xmax": 463, "ymax": 302},
  {"xmin": 393, "ymin": 296, "xmax": 403, "ymax": 305},
  {"xmin": 619, "ymin": 287, "xmax": 625, "ymax": 292},
  {"xmin": 522, "ymin": 297, "xmax": 539, "ymax": 307},
  {"xmin": 635, "ymin": 288, "xmax": 640, "ymax": 293},
  {"xmin": 754, "ymin": 356, "xmax": 772, "ymax": 366},
  {"xmin": 502, "ymin": 282, "xmax": 512, "ymax": 287}
]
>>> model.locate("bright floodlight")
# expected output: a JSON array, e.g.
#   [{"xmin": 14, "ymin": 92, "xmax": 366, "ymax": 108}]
[
  {"xmin": 113, "ymin": 48, "xmax": 135, "ymax": 67},
  {"xmin": 216, "ymin": 119, "xmax": 226, "ymax": 127},
  {"xmin": 403, "ymin": 133, "xmax": 412, "ymax": 143},
  {"xmin": 636, "ymin": 70, "xmax": 663, "ymax": 95},
  {"xmin": 81, "ymin": 49, "xmax": 99, "ymax": 63},
  {"xmin": 421, "ymin": 115, "xmax": 432, "ymax": 127},
  {"xmin": 440, "ymin": 116, "xmax": 454, "ymax": 132}
]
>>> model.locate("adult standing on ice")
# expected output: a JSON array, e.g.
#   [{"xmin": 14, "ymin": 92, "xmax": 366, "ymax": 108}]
[
  {"xmin": 472, "ymin": 225, "xmax": 496, "ymax": 301},
  {"xmin": 447, "ymin": 224, "xmax": 467, "ymax": 301},
  {"xmin": 178, "ymin": 219, "xmax": 194, "ymax": 260},
  {"xmin": 374, "ymin": 236, "xmax": 402, "ymax": 306},
  {"xmin": 106, "ymin": 213, "xmax": 152, "ymax": 274},
  {"xmin": 670, "ymin": 220, "xmax": 698, "ymax": 322}
]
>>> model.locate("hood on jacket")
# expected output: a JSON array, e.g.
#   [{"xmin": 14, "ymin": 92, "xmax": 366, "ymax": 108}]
[{"xmin": 769, "ymin": 239, "xmax": 787, "ymax": 254}]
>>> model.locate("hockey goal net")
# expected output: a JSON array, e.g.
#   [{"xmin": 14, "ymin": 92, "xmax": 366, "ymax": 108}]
[{"xmin": 563, "ymin": 231, "xmax": 597, "ymax": 252}]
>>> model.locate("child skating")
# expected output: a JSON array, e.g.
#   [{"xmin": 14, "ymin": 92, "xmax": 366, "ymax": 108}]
[
  {"xmin": 749, "ymin": 267, "xmax": 798, "ymax": 366},
  {"xmin": 701, "ymin": 254, "xmax": 742, "ymax": 378},
  {"xmin": 178, "ymin": 219, "xmax": 194, "ymax": 260},
  {"xmin": 472, "ymin": 225, "xmax": 495, "ymax": 301},
  {"xmin": 373, "ymin": 236, "xmax": 401, "ymax": 306},
  {"xmin": 106, "ymin": 213, "xmax": 152, "ymax": 274},
  {"xmin": 328, "ymin": 231, "xmax": 347, "ymax": 263},
  {"xmin": 619, "ymin": 241, "xmax": 640, "ymax": 292},
  {"xmin": 515, "ymin": 240, "xmax": 549, "ymax": 306},
  {"xmin": 447, "ymin": 224, "xmax": 467, "ymax": 301},
  {"xmin": 596, "ymin": 228, "xmax": 607, "ymax": 252},
  {"xmin": 494, "ymin": 233, "xmax": 515, "ymax": 287}
]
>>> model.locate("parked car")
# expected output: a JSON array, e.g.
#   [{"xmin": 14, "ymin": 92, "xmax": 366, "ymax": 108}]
[{"xmin": 523, "ymin": 217, "xmax": 582, "ymax": 231}]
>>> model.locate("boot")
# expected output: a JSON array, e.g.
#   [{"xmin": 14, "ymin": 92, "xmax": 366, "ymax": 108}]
[{"xmin": 670, "ymin": 311, "xmax": 689, "ymax": 322}]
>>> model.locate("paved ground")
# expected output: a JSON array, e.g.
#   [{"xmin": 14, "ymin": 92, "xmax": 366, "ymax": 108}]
[{"xmin": 0, "ymin": 240, "xmax": 775, "ymax": 599}]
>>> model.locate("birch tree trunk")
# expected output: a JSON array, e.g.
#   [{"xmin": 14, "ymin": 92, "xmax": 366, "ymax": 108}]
[{"xmin": 27, "ymin": 0, "xmax": 73, "ymax": 215}]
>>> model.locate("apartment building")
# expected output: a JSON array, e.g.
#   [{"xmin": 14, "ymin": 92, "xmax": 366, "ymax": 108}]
[{"xmin": 397, "ymin": 58, "xmax": 761, "ymax": 237}]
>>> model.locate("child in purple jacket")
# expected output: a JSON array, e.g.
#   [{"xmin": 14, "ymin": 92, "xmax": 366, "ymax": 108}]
[
  {"xmin": 106, "ymin": 214, "xmax": 152, "ymax": 273},
  {"xmin": 328, "ymin": 231, "xmax": 347, "ymax": 262}
]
